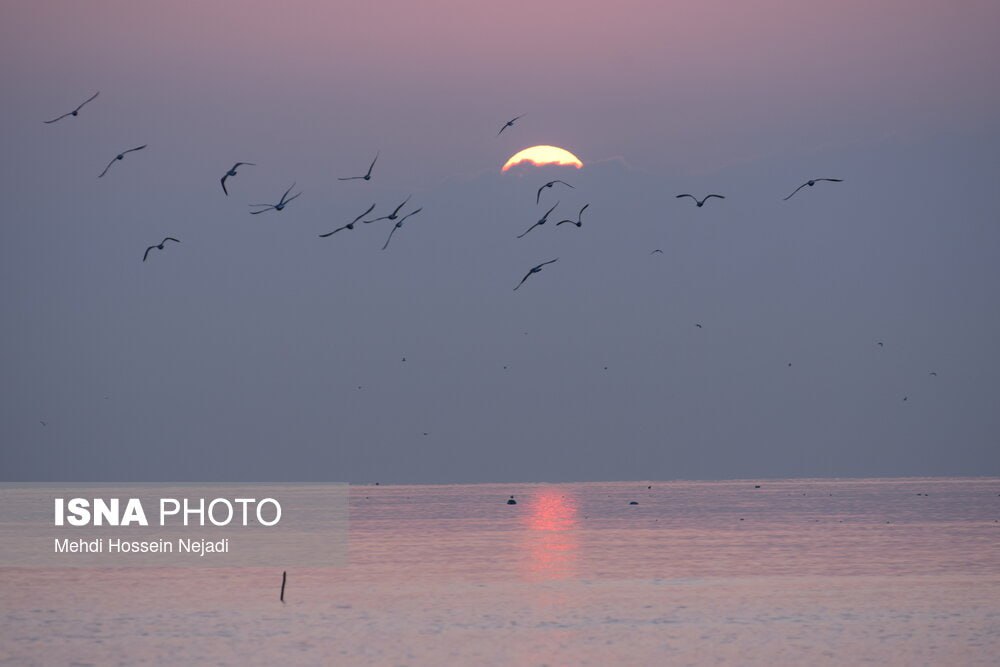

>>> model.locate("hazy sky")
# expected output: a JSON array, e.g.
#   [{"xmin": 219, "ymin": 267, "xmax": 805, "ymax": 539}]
[{"xmin": 2, "ymin": 1, "xmax": 998, "ymax": 482}]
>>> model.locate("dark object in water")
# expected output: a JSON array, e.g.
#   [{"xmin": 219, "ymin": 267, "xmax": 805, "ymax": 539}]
[
  {"xmin": 754, "ymin": 485, "xmax": 761, "ymax": 489},
  {"xmin": 629, "ymin": 501, "xmax": 638, "ymax": 505},
  {"xmin": 280, "ymin": 571, "xmax": 286, "ymax": 603},
  {"xmin": 507, "ymin": 496, "xmax": 517, "ymax": 505}
]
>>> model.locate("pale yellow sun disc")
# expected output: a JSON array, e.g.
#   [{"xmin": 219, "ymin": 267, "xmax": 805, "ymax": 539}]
[{"xmin": 502, "ymin": 145, "xmax": 583, "ymax": 171}]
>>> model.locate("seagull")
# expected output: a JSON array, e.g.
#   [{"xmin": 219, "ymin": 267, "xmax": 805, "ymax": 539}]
[
  {"xmin": 513, "ymin": 258, "xmax": 558, "ymax": 291},
  {"xmin": 98, "ymin": 145, "xmax": 147, "ymax": 178},
  {"xmin": 783, "ymin": 178, "xmax": 843, "ymax": 201},
  {"xmin": 877, "ymin": 341, "xmax": 884, "ymax": 348},
  {"xmin": 695, "ymin": 323, "xmax": 703, "ymax": 329},
  {"xmin": 44, "ymin": 91, "xmax": 99, "ymax": 124},
  {"xmin": 929, "ymin": 371, "xmax": 938, "ymax": 377},
  {"xmin": 650, "ymin": 249, "xmax": 664, "ymax": 255},
  {"xmin": 556, "ymin": 203, "xmax": 589, "ymax": 227},
  {"xmin": 382, "ymin": 207, "xmax": 423, "ymax": 250},
  {"xmin": 338, "ymin": 152, "xmax": 378, "ymax": 181},
  {"xmin": 517, "ymin": 201, "xmax": 558, "ymax": 238},
  {"xmin": 249, "ymin": 183, "xmax": 301, "ymax": 214},
  {"xmin": 143, "ymin": 237, "xmax": 180, "ymax": 262},
  {"xmin": 319, "ymin": 203, "xmax": 376, "ymax": 237},
  {"xmin": 676, "ymin": 194, "xmax": 725, "ymax": 208},
  {"xmin": 220, "ymin": 162, "xmax": 255, "ymax": 196},
  {"xmin": 497, "ymin": 114, "xmax": 524, "ymax": 136},
  {"xmin": 366, "ymin": 195, "xmax": 411, "ymax": 223},
  {"xmin": 536, "ymin": 180, "xmax": 574, "ymax": 204}
]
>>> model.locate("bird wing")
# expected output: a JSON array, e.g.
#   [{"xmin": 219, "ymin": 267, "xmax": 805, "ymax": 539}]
[
  {"xmin": 220, "ymin": 174, "xmax": 229, "ymax": 195},
  {"xmin": 382, "ymin": 223, "xmax": 401, "ymax": 250},
  {"xmin": 538, "ymin": 258, "xmax": 558, "ymax": 268},
  {"xmin": 282, "ymin": 192, "xmax": 302, "ymax": 206},
  {"xmin": 541, "ymin": 201, "xmax": 559, "ymax": 221},
  {"xmin": 578, "ymin": 203, "xmax": 590, "ymax": 219},
  {"xmin": 365, "ymin": 152, "xmax": 379, "ymax": 177},
  {"xmin": 75, "ymin": 91, "xmax": 100, "ymax": 112},
  {"xmin": 352, "ymin": 203, "xmax": 377, "ymax": 224},
  {"xmin": 517, "ymin": 222, "xmax": 541, "ymax": 239},
  {"xmin": 163, "ymin": 237, "xmax": 180, "ymax": 244},
  {"xmin": 676, "ymin": 194, "xmax": 696, "ymax": 202},
  {"xmin": 338, "ymin": 175, "xmax": 363, "ymax": 181},
  {"xmin": 391, "ymin": 195, "xmax": 412, "ymax": 216},
  {"xmin": 398, "ymin": 208, "xmax": 423, "ymax": 223},
  {"xmin": 513, "ymin": 270, "xmax": 533, "ymax": 290},
  {"xmin": 783, "ymin": 183, "xmax": 808, "ymax": 201},
  {"xmin": 817, "ymin": 178, "xmax": 843, "ymax": 183},
  {"xmin": 278, "ymin": 182, "xmax": 296, "ymax": 204},
  {"xmin": 705, "ymin": 194, "xmax": 725, "ymax": 201},
  {"xmin": 554, "ymin": 180, "xmax": 574, "ymax": 188},
  {"xmin": 98, "ymin": 157, "xmax": 117, "ymax": 178},
  {"xmin": 319, "ymin": 225, "xmax": 347, "ymax": 238},
  {"xmin": 555, "ymin": 219, "xmax": 574, "ymax": 226},
  {"xmin": 43, "ymin": 111, "xmax": 72, "ymax": 124},
  {"xmin": 143, "ymin": 245, "xmax": 156, "ymax": 261},
  {"xmin": 249, "ymin": 206, "xmax": 275, "ymax": 215},
  {"xmin": 536, "ymin": 184, "xmax": 545, "ymax": 205},
  {"xmin": 123, "ymin": 144, "xmax": 147, "ymax": 155}
]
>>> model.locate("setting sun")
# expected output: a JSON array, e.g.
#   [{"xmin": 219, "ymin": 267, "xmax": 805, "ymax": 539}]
[{"xmin": 502, "ymin": 145, "xmax": 583, "ymax": 172}]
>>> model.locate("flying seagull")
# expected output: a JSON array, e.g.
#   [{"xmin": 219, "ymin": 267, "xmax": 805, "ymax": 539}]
[
  {"xmin": 143, "ymin": 237, "xmax": 180, "ymax": 262},
  {"xmin": 249, "ymin": 183, "xmax": 301, "ymax": 214},
  {"xmin": 877, "ymin": 341, "xmax": 884, "ymax": 348},
  {"xmin": 556, "ymin": 203, "xmax": 589, "ymax": 227},
  {"xmin": 338, "ymin": 152, "xmax": 379, "ymax": 181},
  {"xmin": 695, "ymin": 323, "xmax": 703, "ymax": 329},
  {"xmin": 517, "ymin": 201, "xmax": 559, "ymax": 238},
  {"xmin": 366, "ymin": 195, "xmax": 411, "ymax": 223},
  {"xmin": 98, "ymin": 144, "xmax": 147, "ymax": 178},
  {"xmin": 44, "ymin": 91, "xmax": 99, "ymax": 124},
  {"xmin": 929, "ymin": 371, "xmax": 938, "ymax": 377},
  {"xmin": 513, "ymin": 258, "xmax": 558, "ymax": 291},
  {"xmin": 536, "ymin": 180, "xmax": 574, "ymax": 204},
  {"xmin": 676, "ymin": 193, "xmax": 725, "ymax": 208},
  {"xmin": 497, "ymin": 114, "xmax": 524, "ymax": 136},
  {"xmin": 220, "ymin": 162, "xmax": 255, "ymax": 196},
  {"xmin": 783, "ymin": 178, "xmax": 843, "ymax": 201},
  {"xmin": 319, "ymin": 203, "xmax": 376, "ymax": 237},
  {"xmin": 650, "ymin": 249, "xmax": 664, "ymax": 255},
  {"xmin": 382, "ymin": 207, "xmax": 423, "ymax": 250}
]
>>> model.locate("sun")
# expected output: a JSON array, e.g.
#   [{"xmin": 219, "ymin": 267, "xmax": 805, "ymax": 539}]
[{"xmin": 502, "ymin": 145, "xmax": 583, "ymax": 172}]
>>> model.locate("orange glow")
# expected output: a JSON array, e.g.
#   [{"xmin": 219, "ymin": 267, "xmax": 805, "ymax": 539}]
[
  {"xmin": 521, "ymin": 490, "xmax": 579, "ymax": 581},
  {"xmin": 502, "ymin": 145, "xmax": 583, "ymax": 172}
]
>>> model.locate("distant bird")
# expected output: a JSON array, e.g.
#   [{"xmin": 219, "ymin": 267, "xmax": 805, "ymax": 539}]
[
  {"xmin": 676, "ymin": 193, "xmax": 725, "ymax": 208},
  {"xmin": 366, "ymin": 196, "xmax": 411, "ymax": 223},
  {"xmin": 497, "ymin": 114, "xmax": 524, "ymax": 136},
  {"xmin": 43, "ymin": 91, "xmax": 99, "ymax": 124},
  {"xmin": 536, "ymin": 180, "xmax": 573, "ymax": 204},
  {"xmin": 220, "ymin": 162, "xmax": 255, "ymax": 196},
  {"xmin": 513, "ymin": 258, "xmax": 558, "ymax": 291},
  {"xmin": 517, "ymin": 202, "xmax": 558, "ymax": 238},
  {"xmin": 249, "ymin": 183, "xmax": 301, "ymax": 214},
  {"xmin": 556, "ymin": 203, "xmax": 589, "ymax": 227},
  {"xmin": 783, "ymin": 178, "xmax": 843, "ymax": 201},
  {"xmin": 319, "ymin": 203, "xmax": 376, "ymax": 237},
  {"xmin": 877, "ymin": 341, "xmax": 884, "ymax": 348},
  {"xmin": 695, "ymin": 323, "xmax": 703, "ymax": 329},
  {"xmin": 929, "ymin": 371, "xmax": 938, "ymax": 377},
  {"xmin": 338, "ymin": 152, "xmax": 378, "ymax": 181},
  {"xmin": 39, "ymin": 421, "xmax": 47, "ymax": 427},
  {"xmin": 902, "ymin": 396, "xmax": 908, "ymax": 402},
  {"xmin": 381, "ymin": 207, "xmax": 423, "ymax": 250},
  {"xmin": 650, "ymin": 249, "xmax": 664, "ymax": 255},
  {"xmin": 142, "ymin": 237, "xmax": 180, "ymax": 262},
  {"xmin": 98, "ymin": 144, "xmax": 147, "ymax": 178}
]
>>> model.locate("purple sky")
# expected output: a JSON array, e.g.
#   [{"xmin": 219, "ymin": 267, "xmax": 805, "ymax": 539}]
[{"xmin": 1, "ymin": 1, "xmax": 999, "ymax": 482}]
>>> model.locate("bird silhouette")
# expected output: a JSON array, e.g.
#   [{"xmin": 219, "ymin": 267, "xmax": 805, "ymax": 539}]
[
  {"xmin": 513, "ymin": 258, "xmax": 558, "ymax": 291},
  {"xmin": 783, "ymin": 178, "xmax": 843, "ymax": 201},
  {"xmin": 338, "ymin": 152, "xmax": 378, "ymax": 181},
  {"xmin": 220, "ymin": 162, "xmax": 255, "ymax": 196},
  {"xmin": 556, "ymin": 203, "xmax": 589, "ymax": 227},
  {"xmin": 319, "ymin": 203, "xmax": 376, "ymax": 237},
  {"xmin": 497, "ymin": 114, "xmax": 524, "ymax": 136},
  {"xmin": 143, "ymin": 237, "xmax": 180, "ymax": 262},
  {"xmin": 877, "ymin": 341, "xmax": 884, "ymax": 348},
  {"xmin": 382, "ymin": 208, "xmax": 423, "ymax": 250},
  {"xmin": 98, "ymin": 145, "xmax": 147, "ymax": 178},
  {"xmin": 676, "ymin": 194, "xmax": 725, "ymax": 208},
  {"xmin": 366, "ymin": 196, "xmax": 411, "ymax": 223},
  {"xmin": 44, "ymin": 91, "xmax": 99, "ymax": 124},
  {"xmin": 929, "ymin": 371, "xmax": 938, "ymax": 377},
  {"xmin": 650, "ymin": 249, "xmax": 664, "ymax": 255},
  {"xmin": 536, "ymin": 180, "xmax": 574, "ymax": 204},
  {"xmin": 517, "ymin": 202, "xmax": 559, "ymax": 238},
  {"xmin": 249, "ymin": 183, "xmax": 301, "ymax": 214},
  {"xmin": 695, "ymin": 323, "xmax": 703, "ymax": 329}
]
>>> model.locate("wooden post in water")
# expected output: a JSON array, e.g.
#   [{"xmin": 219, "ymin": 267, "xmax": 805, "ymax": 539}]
[{"xmin": 280, "ymin": 571, "xmax": 286, "ymax": 603}]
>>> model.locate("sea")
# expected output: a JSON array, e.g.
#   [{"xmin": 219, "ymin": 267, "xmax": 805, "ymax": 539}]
[{"xmin": 1, "ymin": 477, "xmax": 998, "ymax": 665}]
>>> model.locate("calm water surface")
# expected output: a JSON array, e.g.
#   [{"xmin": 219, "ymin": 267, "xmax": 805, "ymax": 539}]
[{"xmin": 2, "ymin": 477, "xmax": 998, "ymax": 665}]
